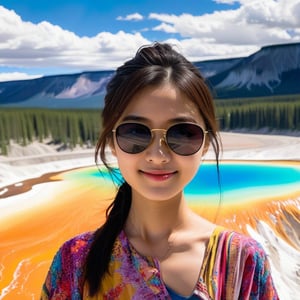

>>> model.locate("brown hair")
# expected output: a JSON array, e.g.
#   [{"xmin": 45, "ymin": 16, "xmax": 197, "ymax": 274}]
[{"xmin": 84, "ymin": 42, "xmax": 221, "ymax": 296}]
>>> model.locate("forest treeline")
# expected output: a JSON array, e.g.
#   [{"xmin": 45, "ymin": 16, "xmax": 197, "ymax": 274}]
[
  {"xmin": 216, "ymin": 95, "xmax": 300, "ymax": 131},
  {"xmin": 0, "ymin": 109, "xmax": 102, "ymax": 155},
  {"xmin": 0, "ymin": 95, "xmax": 299, "ymax": 155}
]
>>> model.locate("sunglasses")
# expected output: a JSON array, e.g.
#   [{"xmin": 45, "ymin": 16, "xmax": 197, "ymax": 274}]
[{"xmin": 112, "ymin": 122, "xmax": 207, "ymax": 156}]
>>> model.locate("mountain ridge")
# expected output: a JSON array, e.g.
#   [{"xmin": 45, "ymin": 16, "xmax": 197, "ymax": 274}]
[
  {"xmin": 0, "ymin": 42, "xmax": 299, "ymax": 108},
  {"xmin": 208, "ymin": 42, "xmax": 300, "ymax": 98}
]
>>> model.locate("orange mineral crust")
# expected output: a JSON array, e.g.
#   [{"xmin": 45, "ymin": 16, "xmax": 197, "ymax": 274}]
[{"xmin": 0, "ymin": 162, "xmax": 299, "ymax": 299}]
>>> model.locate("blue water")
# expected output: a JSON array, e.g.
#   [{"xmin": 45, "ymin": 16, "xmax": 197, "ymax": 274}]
[
  {"xmin": 186, "ymin": 163, "xmax": 300, "ymax": 196},
  {"xmin": 66, "ymin": 162, "xmax": 300, "ymax": 204}
]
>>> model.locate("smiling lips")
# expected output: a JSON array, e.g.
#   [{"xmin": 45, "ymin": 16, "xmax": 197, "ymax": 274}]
[{"xmin": 140, "ymin": 170, "xmax": 177, "ymax": 181}]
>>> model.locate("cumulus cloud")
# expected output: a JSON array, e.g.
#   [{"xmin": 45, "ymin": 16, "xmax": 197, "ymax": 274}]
[
  {"xmin": 0, "ymin": 72, "xmax": 42, "ymax": 82},
  {"xmin": 148, "ymin": 0, "xmax": 300, "ymax": 61},
  {"xmin": 150, "ymin": 1, "xmax": 300, "ymax": 39},
  {"xmin": 213, "ymin": 0, "xmax": 238, "ymax": 4},
  {"xmin": 116, "ymin": 13, "xmax": 144, "ymax": 21},
  {"xmin": 0, "ymin": 6, "xmax": 149, "ymax": 73},
  {"xmin": 0, "ymin": 1, "xmax": 299, "ymax": 81},
  {"xmin": 153, "ymin": 22, "xmax": 177, "ymax": 33}
]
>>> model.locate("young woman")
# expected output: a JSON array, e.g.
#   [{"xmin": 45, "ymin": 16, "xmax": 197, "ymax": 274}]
[{"xmin": 41, "ymin": 43, "xmax": 279, "ymax": 299}]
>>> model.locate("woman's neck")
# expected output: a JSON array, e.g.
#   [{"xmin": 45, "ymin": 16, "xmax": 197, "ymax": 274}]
[{"xmin": 124, "ymin": 191, "xmax": 193, "ymax": 243}]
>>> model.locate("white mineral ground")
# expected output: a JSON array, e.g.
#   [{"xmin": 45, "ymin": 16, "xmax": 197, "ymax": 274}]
[{"xmin": 0, "ymin": 132, "xmax": 299, "ymax": 299}]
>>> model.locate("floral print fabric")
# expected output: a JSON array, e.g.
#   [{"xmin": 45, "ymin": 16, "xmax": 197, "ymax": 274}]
[{"xmin": 41, "ymin": 227, "xmax": 279, "ymax": 299}]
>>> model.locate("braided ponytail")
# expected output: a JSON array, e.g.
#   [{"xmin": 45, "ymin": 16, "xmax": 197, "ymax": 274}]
[{"xmin": 84, "ymin": 181, "xmax": 131, "ymax": 296}]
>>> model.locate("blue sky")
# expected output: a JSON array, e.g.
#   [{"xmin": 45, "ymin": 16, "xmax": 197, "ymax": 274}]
[{"xmin": 0, "ymin": 0, "xmax": 299, "ymax": 81}]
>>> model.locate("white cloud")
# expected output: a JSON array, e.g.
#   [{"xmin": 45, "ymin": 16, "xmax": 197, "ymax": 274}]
[
  {"xmin": 163, "ymin": 38, "xmax": 260, "ymax": 62},
  {"xmin": 0, "ymin": 1, "xmax": 300, "ymax": 81},
  {"xmin": 213, "ymin": 0, "xmax": 238, "ymax": 4},
  {"xmin": 149, "ymin": 1, "xmax": 300, "ymax": 39},
  {"xmin": 238, "ymin": 0, "xmax": 300, "ymax": 27},
  {"xmin": 0, "ymin": 6, "xmax": 149, "ymax": 72},
  {"xmin": 153, "ymin": 22, "xmax": 177, "ymax": 33},
  {"xmin": 0, "ymin": 72, "xmax": 42, "ymax": 82},
  {"xmin": 116, "ymin": 13, "xmax": 144, "ymax": 21},
  {"xmin": 148, "ymin": 0, "xmax": 300, "ymax": 60}
]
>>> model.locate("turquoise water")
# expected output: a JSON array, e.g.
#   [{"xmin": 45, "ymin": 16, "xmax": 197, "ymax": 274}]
[
  {"xmin": 185, "ymin": 162, "xmax": 300, "ymax": 204},
  {"xmin": 66, "ymin": 162, "xmax": 300, "ymax": 204},
  {"xmin": 186, "ymin": 163, "xmax": 300, "ymax": 195}
]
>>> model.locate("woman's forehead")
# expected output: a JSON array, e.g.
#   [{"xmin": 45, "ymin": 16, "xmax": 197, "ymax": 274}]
[{"xmin": 118, "ymin": 84, "xmax": 203, "ymax": 125}]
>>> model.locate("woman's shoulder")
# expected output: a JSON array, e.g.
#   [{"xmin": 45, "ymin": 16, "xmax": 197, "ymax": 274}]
[
  {"xmin": 62, "ymin": 231, "xmax": 95, "ymax": 248},
  {"xmin": 59, "ymin": 231, "xmax": 94, "ymax": 253},
  {"xmin": 56, "ymin": 231, "xmax": 95, "ymax": 263},
  {"xmin": 207, "ymin": 227, "xmax": 279, "ymax": 299},
  {"xmin": 41, "ymin": 232, "xmax": 98, "ymax": 298},
  {"xmin": 208, "ymin": 226, "xmax": 272, "ymax": 277},
  {"xmin": 214, "ymin": 226, "xmax": 267, "ymax": 257}
]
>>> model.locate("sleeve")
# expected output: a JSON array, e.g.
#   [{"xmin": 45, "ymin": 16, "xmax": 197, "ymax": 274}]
[
  {"xmin": 240, "ymin": 238, "xmax": 280, "ymax": 300},
  {"xmin": 40, "ymin": 243, "xmax": 73, "ymax": 299},
  {"xmin": 40, "ymin": 233, "xmax": 92, "ymax": 300}
]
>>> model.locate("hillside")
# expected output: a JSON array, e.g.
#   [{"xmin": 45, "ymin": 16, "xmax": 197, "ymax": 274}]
[
  {"xmin": 0, "ymin": 42, "xmax": 299, "ymax": 108},
  {"xmin": 209, "ymin": 43, "xmax": 300, "ymax": 98}
]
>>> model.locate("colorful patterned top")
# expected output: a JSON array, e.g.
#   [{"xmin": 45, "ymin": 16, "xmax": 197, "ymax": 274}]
[{"xmin": 41, "ymin": 226, "xmax": 279, "ymax": 299}]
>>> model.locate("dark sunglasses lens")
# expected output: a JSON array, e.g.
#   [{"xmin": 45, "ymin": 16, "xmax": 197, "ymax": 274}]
[
  {"xmin": 116, "ymin": 123, "xmax": 151, "ymax": 154},
  {"xmin": 167, "ymin": 124, "xmax": 204, "ymax": 155}
]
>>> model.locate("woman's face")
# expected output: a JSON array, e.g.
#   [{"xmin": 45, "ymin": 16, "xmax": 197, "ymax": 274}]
[{"xmin": 111, "ymin": 83, "xmax": 208, "ymax": 203}]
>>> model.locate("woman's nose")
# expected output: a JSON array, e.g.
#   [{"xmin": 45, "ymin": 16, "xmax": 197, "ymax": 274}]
[{"xmin": 145, "ymin": 132, "xmax": 171, "ymax": 163}]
